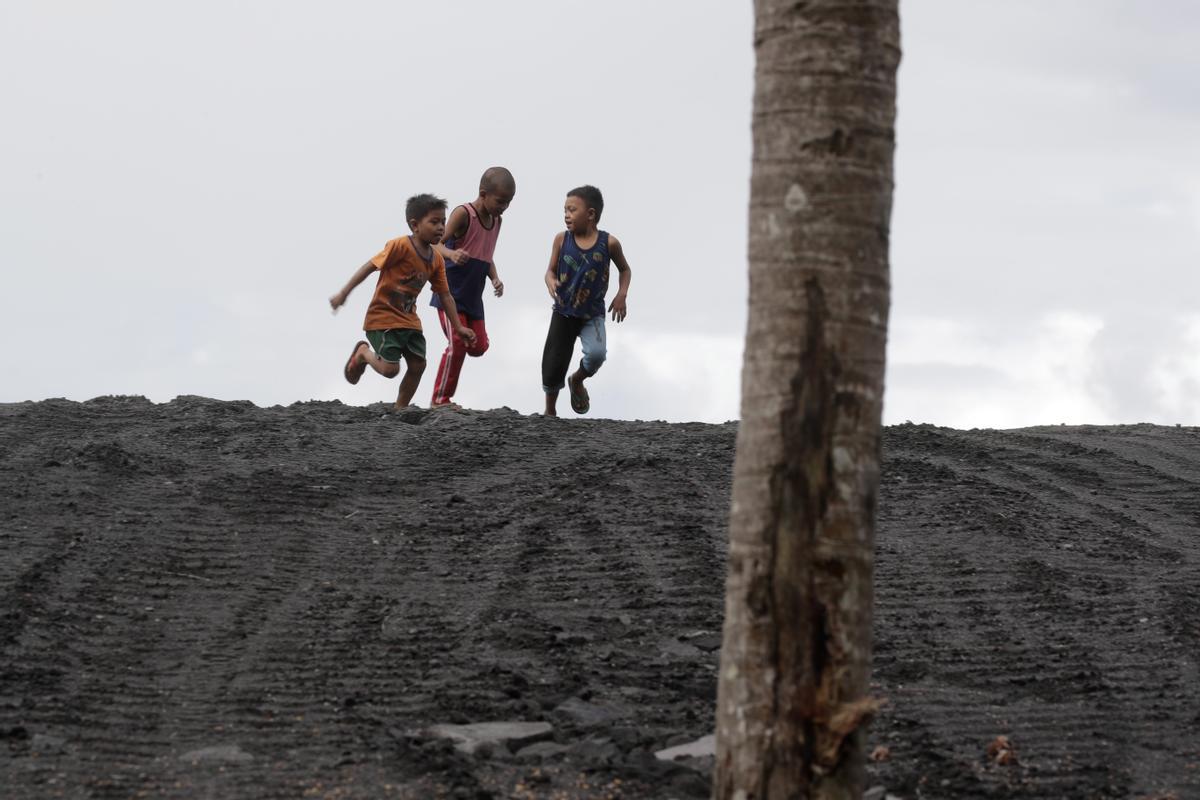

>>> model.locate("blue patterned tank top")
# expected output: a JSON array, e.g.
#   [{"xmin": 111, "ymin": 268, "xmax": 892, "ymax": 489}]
[{"xmin": 554, "ymin": 230, "xmax": 610, "ymax": 319}]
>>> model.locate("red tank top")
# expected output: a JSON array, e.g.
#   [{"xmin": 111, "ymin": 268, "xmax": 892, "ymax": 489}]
[
  {"xmin": 430, "ymin": 203, "xmax": 503, "ymax": 319},
  {"xmin": 456, "ymin": 203, "xmax": 501, "ymax": 265}
]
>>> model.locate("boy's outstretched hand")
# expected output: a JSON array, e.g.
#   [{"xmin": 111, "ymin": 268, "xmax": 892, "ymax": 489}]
[
  {"xmin": 608, "ymin": 294, "xmax": 628, "ymax": 323},
  {"xmin": 329, "ymin": 291, "xmax": 348, "ymax": 312}
]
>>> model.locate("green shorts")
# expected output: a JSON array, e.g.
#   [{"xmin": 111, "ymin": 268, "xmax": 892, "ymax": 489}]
[{"xmin": 366, "ymin": 328, "xmax": 426, "ymax": 362}]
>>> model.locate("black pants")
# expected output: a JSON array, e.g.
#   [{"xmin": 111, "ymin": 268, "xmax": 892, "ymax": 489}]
[{"xmin": 541, "ymin": 312, "xmax": 590, "ymax": 392}]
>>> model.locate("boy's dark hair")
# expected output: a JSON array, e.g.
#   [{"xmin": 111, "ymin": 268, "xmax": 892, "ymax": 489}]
[
  {"xmin": 568, "ymin": 185, "xmax": 604, "ymax": 222},
  {"xmin": 480, "ymin": 166, "xmax": 516, "ymax": 194},
  {"xmin": 406, "ymin": 193, "xmax": 448, "ymax": 225}
]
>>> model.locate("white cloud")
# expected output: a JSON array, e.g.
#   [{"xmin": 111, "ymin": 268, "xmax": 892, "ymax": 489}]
[
  {"xmin": 886, "ymin": 311, "xmax": 1109, "ymax": 428},
  {"xmin": 1192, "ymin": 182, "xmax": 1200, "ymax": 235},
  {"xmin": 4, "ymin": 1, "xmax": 1200, "ymax": 431},
  {"xmin": 1146, "ymin": 315, "xmax": 1200, "ymax": 422},
  {"xmin": 613, "ymin": 331, "xmax": 743, "ymax": 423}
]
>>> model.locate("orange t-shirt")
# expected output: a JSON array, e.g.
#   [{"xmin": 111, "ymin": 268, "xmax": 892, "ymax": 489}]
[{"xmin": 362, "ymin": 236, "xmax": 449, "ymax": 332}]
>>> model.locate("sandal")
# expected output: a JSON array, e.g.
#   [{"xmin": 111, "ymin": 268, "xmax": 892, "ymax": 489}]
[
  {"xmin": 344, "ymin": 340, "xmax": 369, "ymax": 385},
  {"xmin": 569, "ymin": 381, "xmax": 590, "ymax": 415}
]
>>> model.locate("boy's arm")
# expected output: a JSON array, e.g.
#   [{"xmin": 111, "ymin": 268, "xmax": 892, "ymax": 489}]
[
  {"xmin": 607, "ymin": 235, "xmax": 632, "ymax": 323},
  {"xmin": 438, "ymin": 292, "xmax": 477, "ymax": 345},
  {"xmin": 488, "ymin": 260, "xmax": 504, "ymax": 297},
  {"xmin": 329, "ymin": 261, "xmax": 376, "ymax": 312},
  {"xmin": 544, "ymin": 232, "xmax": 565, "ymax": 301},
  {"xmin": 435, "ymin": 206, "xmax": 472, "ymax": 266}
]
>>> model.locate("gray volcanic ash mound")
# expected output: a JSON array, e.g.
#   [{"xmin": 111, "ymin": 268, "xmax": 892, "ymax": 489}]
[{"xmin": 1, "ymin": 397, "xmax": 1197, "ymax": 798}]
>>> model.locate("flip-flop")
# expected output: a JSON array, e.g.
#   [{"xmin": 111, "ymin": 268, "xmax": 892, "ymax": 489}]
[
  {"xmin": 344, "ymin": 340, "xmax": 369, "ymax": 385},
  {"xmin": 570, "ymin": 382, "xmax": 590, "ymax": 415}
]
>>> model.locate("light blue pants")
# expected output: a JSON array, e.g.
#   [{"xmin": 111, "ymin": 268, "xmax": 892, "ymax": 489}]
[
  {"xmin": 541, "ymin": 313, "xmax": 607, "ymax": 393},
  {"xmin": 578, "ymin": 317, "xmax": 607, "ymax": 377}
]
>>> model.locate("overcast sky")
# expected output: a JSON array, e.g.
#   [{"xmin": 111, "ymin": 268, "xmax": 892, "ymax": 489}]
[{"xmin": 3, "ymin": 1, "xmax": 1198, "ymax": 428}]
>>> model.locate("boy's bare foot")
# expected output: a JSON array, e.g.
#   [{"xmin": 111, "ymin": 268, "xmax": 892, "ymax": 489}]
[{"xmin": 344, "ymin": 341, "xmax": 369, "ymax": 384}]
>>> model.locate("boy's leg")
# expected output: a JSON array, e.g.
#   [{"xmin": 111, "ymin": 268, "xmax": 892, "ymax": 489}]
[
  {"xmin": 577, "ymin": 317, "xmax": 607, "ymax": 377},
  {"xmin": 464, "ymin": 316, "xmax": 489, "ymax": 357},
  {"xmin": 541, "ymin": 312, "xmax": 582, "ymax": 416},
  {"xmin": 567, "ymin": 317, "xmax": 607, "ymax": 414},
  {"xmin": 395, "ymin": 351, "xmax": 427, "ymax": 408},
  {"xmin": 354, "ymin": 338, "xmax": 401, "ymax": 379},
  {"xmin": 430, "ymin": 309, "xmax": 469, "ymax": 406},
  {"xmin": 366, "ymin": 351, "xmax": 401, "ymax": 379}
]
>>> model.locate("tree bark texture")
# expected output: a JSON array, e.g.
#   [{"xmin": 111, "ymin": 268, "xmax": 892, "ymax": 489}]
[{"xmin": 714, "ymin": 2, "xmax": 899, "ymax": 799}]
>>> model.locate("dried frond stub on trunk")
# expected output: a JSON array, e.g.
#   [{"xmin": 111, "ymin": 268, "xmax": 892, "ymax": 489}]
[{"xmin": 815, "ymin": 696, "xmax": 887, "ymax": 769}]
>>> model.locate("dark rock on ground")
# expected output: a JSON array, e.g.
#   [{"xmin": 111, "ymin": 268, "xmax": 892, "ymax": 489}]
[{"xmin": 423, "ymin": 721, "xmax": 553, "ymax": 756}]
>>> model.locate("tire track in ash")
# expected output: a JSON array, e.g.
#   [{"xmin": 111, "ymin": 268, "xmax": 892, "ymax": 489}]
[
  {"xmin": 9, "ymin": 401, "xmax": 1196, "ymax": 798},
  {"xmin": 133, "ymin": 405, "xmax": 524, "ymax": 795},
  {"xmin": 0, "ymin": 399, "xmax": 443, "ymax": 797},
  {"xmin": 887, "ymin": 429, "xmax": 1180, "ymax": 797},
  {"xmin": 1027, "ymin": 424, "xmax": 1200, "ymax": 535},
  {"xmin": 932, "ymin": 428, "xmax": 1199, "ymax": 664},
  {"xmin": 0, "ymin": 400, "xmax": 170, "ymax": 794},
  {"xmin": 1, "ymin": 400, "xmax": 199, "ymax": 751},
  {"xmin": 367, "ymin": 415, "xmax": 734, "ymax": 746},
  {"xmin": 346, "ymin": 410, "xmax": 584, "ymax": 730},
  {"xmin": 871, "ymin": 424, "xmax": 1200, "ymax": 798}
]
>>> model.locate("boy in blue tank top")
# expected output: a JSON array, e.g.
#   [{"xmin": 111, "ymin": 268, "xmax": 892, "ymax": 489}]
[{"xmin": 541, "ymin": 185, "xmax": 633, "ymax": 415}]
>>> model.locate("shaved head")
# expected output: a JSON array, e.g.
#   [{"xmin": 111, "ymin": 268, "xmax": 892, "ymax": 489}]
[{"xmin": 480, "ymin": 166, "xmax": 516, "ymax": 195}]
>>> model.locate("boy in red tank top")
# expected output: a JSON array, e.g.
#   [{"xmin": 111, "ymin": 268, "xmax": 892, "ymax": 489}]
[
  {"xmin": 329, "ymin": 194, "xmax": 476, "ymax": 409},
  {"xmin": 429, "ymin": 167, "xmax": 516, "ymax": 408}
]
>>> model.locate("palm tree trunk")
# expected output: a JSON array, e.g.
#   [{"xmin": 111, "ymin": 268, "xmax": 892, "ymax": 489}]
[{"xmin": 713, "ymin": 2, "xmax": 900, "ymax": 798}]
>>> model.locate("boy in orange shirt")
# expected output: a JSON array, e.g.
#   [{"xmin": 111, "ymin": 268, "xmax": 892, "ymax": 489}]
[{"xmin": 330, "ymin": 194, "xmax": 476, "ymax": 409}]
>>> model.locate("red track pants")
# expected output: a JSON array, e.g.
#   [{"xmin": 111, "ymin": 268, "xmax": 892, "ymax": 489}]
[{"xmin": 430, "ymin": 309, "xmax": 489, "ymax": 406}]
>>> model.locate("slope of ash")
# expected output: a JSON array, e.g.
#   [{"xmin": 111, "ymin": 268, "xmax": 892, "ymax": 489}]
[{"xmin": 1, "ymin": 396, "xmax": 1197, "ymax": 799}]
